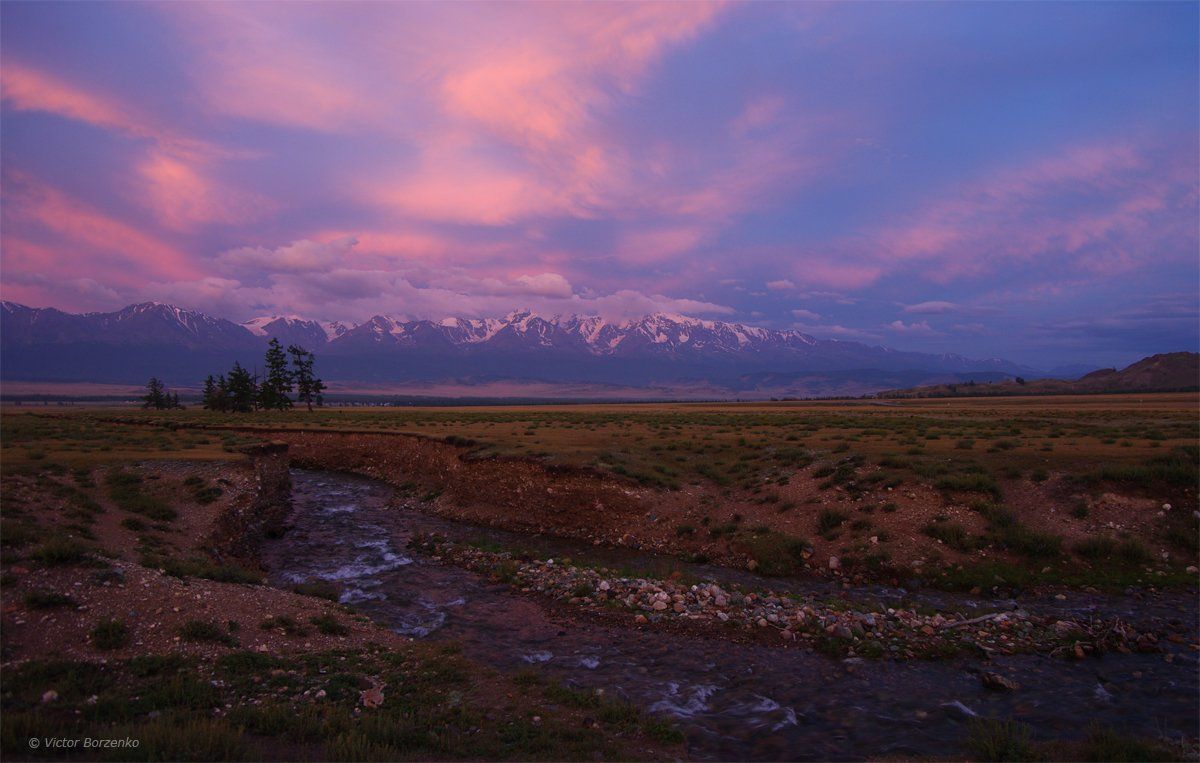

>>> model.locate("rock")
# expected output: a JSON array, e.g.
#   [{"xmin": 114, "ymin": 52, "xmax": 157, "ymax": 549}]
[
  {"xmin": 828, "ymin": 556, "xmax": 840, "ymax": 571},
  {"xmin": 981, "ymin": 673, "xmax": 1019, "ymax": 692},
  {"xmin": 757, "ymin": 618, "xmax": 769, "ymax": 628},
  {"xmin": 598, "ymin": 581, "xmax": 610, "ymax": 591},
  {"xmin": 747, "ymin": 560, "xmax": 759, "ymax": 572},
  {"xmin": 714, "ymin": 595, "xmax": 729, "ymax": 608},
  {"xmin": 634, "ymin": 614, "xmax": 648, "ymax": 624},
  {"xmin": 652, "ymin": 601, "xmax": 668, "ymax": 611},
  {"xmin": 716, "ymin": 611, "xmax": 729, "ymax": 622},
  {"xmin": 1052, "ymin": 620, "xmax": 1080, "ymax": 637},
  {"xmin": 1187, "ymin": 566, "xmax": 1198, "ymax": 575},
  {"xmin": 1054, "ymin": 593, "xmax": 1067, "ymax": 601},
  {"xmin": 832, "ymin": 624, "xmax": 853, "ymax": 640},
  {"xmin": 1162, "ymin": 503, "xmax": 1172, "ymax": 511},
  {"xmin": 780, "ymin": 629, "xmax": 794, "ymax": 641},
  {"xmin": 41, "ymin": 690, "xmax": 58, "ymax": 704}
]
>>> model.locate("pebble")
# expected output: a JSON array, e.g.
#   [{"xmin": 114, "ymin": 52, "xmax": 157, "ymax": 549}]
[
  {"xmin": 981, "ymin": 672, "xmax": 1019, "ymax": 692},
  {"xmin": 41, "ymin": 690, "xmax": 58, "ymax": 704},
  {"xmin": 416, "ymin": 537, "xmax": 1163, "ymax": 660}
]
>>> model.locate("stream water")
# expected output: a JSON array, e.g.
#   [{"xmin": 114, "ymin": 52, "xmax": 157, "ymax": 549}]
[{"xmin": 261, "ymin": 470, "xmax": 1199, "ymax": 761}]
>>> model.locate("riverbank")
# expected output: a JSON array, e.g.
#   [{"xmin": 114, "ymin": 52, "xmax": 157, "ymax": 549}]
[{"xmin": 0, "ymin": 454, "xmax": 684, "ymax": 761}]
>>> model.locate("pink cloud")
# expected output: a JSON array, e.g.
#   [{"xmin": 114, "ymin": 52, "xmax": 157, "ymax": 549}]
[
  {"xmin": 1, "ymin": 65, "xmax": 155, "ymax": 138},
  {"xmin": 217, "ymin": 236, "xmax": 358, "ymax": 274},
  {"xmin": 791, "ymin": 260, "xmax": 883, "ymax": 289},
  {"xmin": 2, "ymin": 172, "xmax": 201, "ymax": 283},
  {"xmin": 886, "ymin": 319, "xmax": 937, "ymax": 335},
  {"xmin": 870, "ymin": 141, "xmax": 1197, "ymax": 282},
  {"xmin": 513, "ymin": 273, "xmax": 573, "ymax": 298},
  {"xmin": 3, "ymin": 62, "xmax": 275, "ymax": 231},
  {"xmin": 135, "ymin": 149, "xmax": 276, "ymax": 231}
]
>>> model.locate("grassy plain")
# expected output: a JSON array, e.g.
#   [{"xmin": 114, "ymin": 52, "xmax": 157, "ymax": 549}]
[
  {"xmin": 0, "ymin": 395, "xmax": 1196, "ymax": 760},
  {"xmin": 6, "ymin": 393, "xmax": 1197, "ymax": 589},
  {"xmin": 29, "ymin": 393, "xmax": 1193, "ymax": 490}
]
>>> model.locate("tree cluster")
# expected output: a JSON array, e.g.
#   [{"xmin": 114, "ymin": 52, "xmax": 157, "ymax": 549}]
[
  {"xmin": 141, "ymin": 377, "xmax": 183, "ymax": 410},
  {"xmin": 201, "ymin": 339, "xmax": 326, "ymax": 412}
]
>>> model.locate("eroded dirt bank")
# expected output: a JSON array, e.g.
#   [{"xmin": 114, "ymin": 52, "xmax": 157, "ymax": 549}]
[
  {"xmin": 272, "ymin": 429, "xmax": 1199, "ymax": 593},
  {"xmin": 277, "ymin": 430, "xmax": 647, "ymax": 539}
]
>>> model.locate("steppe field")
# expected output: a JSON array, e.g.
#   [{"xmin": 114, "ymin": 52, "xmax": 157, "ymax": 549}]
[{"xmin": 2, "ymin": 394, "xmax": 1197, "ymax": 761}]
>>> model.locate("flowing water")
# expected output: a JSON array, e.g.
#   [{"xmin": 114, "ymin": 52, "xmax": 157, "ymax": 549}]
[{"xmin": 261, "ymin": 470, "xmax": 1199, "ymax": 761}]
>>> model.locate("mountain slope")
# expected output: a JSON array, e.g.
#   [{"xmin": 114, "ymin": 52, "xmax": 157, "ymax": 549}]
[
  {"xmin": 1, "ymin": 301, "xmax": 1044, "ymax": 393},
  {"xmin": 878, "ymin": 352, "xmax": 1199, "ymax": 398}
]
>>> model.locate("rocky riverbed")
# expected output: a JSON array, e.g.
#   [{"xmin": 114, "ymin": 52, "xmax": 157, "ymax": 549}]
[
  {"xmin": 260, "ymin": 470, "xmax": 1200, "ymax": 760},
  {"xmin": 413, "ymin": 535, "xmax": 1191, "ymax": 662}
]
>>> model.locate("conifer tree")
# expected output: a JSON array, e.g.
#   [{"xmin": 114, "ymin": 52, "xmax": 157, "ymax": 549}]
[
  {"xmin": 141, "ymin": 377, "xmax": 167, "ymax": 409},
  {"xmin": 225, "ymin": 363, "xmax": 257, "ymax": 413},
  {"xmin": 288, "ymin": 345, "xmax": 326, "ymax": 411},
  {"xmin": 202, "ymin": 375, "xmax": 217, "ymax": 410},
  {"xmin": 259, "ymin": 339, "xmax": 294, "ymax": 410},
  {"xmin": 214, "ymin": 374, "xmax": 230, "ymax": 412}
]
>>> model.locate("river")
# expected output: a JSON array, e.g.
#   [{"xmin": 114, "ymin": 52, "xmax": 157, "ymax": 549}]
[{"xmin": 260, "ymin": 469, "xmax": 1199, "ymax": 761}]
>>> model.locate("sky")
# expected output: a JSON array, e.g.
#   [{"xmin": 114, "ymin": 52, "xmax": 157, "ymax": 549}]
[{"xmin": 1, "ymin": 1, "xmax": 1196, "ymax": 369}]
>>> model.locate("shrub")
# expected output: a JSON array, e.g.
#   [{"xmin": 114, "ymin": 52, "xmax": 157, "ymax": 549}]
[
  {"xmin": 992, "ymin": 523, "xmax": 1063, "ymax": 560},
  {"xmin": 309, "ymin": 614, "xmax": 349, "ymax": 636},
  {"xmin": 260, "ymin": 615, "xmax": 308, "ymax": 637},
  {"xmin": 291, "ymin": 581, "xmax": 341, "ymax": 601},
  {"xmin": 1073, "ymin": 536, "xmax": 1152, "ymax": 565},
  {"xmin": 967, "ymin": 718, "xmax": 1033, "ymax": 762},
  {"xmin": 24, "ymin": 590, "xmax": 78, "ymax": 609},
  {"xmin": 33, "ymin": 538, "xmax": 91, "ymax": 566},
  {"xmin": 179, "ymin": 620, "xmax": 238, "ymax": 646},
  {"xmin": 923, "ymin": 522, "xmax": 979, "ymax": 552},
  {"xmin": 106, "ymin": 469, "xmax": 177, "ymax": 521},
  {"xmin": 817, "ymin": 509, "xmax": 849, "ymax": 536},
  {"xmin": 741, "ymin": 532, "xmax": 810, "ymax": 577},
  {"xmin": 90, "ymin": 619, "xmax": 130, "ymax": 650},
  {"xmin": 935, "ymin": 473, "xmax": 1000, "ymax": 498}
]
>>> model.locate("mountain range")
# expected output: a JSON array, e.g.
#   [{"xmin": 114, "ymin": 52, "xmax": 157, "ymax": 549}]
[{"xmin": 1, "ymin": 301, "xmax": 1057, "ymax": 397}]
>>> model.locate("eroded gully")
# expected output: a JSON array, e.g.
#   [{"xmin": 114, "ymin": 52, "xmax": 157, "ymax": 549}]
[{"xmin": 259, "ymin": 470, "xmax": 1199, "ymax": 761}]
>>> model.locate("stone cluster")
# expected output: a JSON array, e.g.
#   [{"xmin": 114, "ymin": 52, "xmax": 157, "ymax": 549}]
[{"xmin": 414, "ymin": 538, "xmax": 1178, "ymax": 661}]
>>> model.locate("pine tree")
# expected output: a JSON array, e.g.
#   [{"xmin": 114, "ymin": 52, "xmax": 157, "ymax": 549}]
[
  {"xmin": 141, "ymin": 377, "xmax": 167, "ymax": 409},
  {"xmin": 259, "ymin": 339, "xmax": 294, "ymax": 411},
  {"xmin": 226, "ymin": 363, "xmax": 257, "ymax": 413},
  {"xmin": 170, "ymin": 391, "xmax": 182, "ymax": 409},
  {"xmin": 202, "ymin": 375, "xmax": 217, "ymax": 410},
  {"xmin": 215, "ymin": 374, "xmax": 230, "ymax": 412},
  {"xmin": 288, "ymin": 345, "xmax": 326, "ymax": 411}
]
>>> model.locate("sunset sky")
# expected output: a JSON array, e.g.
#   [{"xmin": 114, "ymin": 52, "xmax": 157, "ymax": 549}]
[{"xmin": 2, "ymin": 1, "xmax": 1196, "ymax": 367}]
